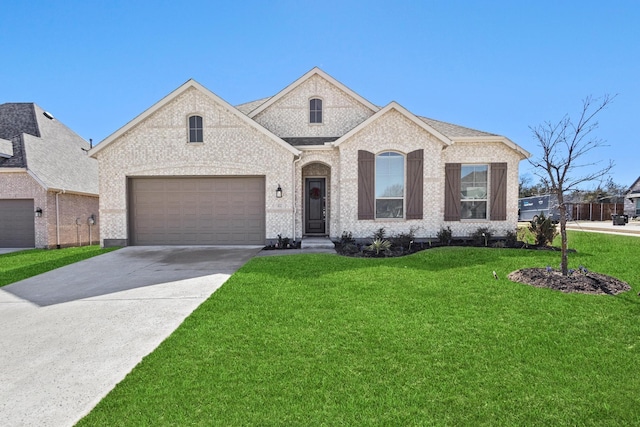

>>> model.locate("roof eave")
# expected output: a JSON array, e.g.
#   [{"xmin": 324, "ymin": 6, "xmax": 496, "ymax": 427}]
[
  {"xmin": 451, "ymin": 136, "xmax": 531, "ymax": 160},
  {"xmin": 89, "ymin": 79, "xmax": 300, "ymax": 158},
  {"xmin": 332, "ymin": 101, "xmax": 453, "ymax": 148}
]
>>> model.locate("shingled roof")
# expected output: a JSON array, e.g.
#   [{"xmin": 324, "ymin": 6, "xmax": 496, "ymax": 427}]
[{"xmin": 0, "ymin": 103, "xmax": 98, "ymax": 195}]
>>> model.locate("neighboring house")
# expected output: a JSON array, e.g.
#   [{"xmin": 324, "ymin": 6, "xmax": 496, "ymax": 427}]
[
  {"xmin": 0, "ymin": 103, "xmax": 99, "ymax": 248},
  {"xmin": 624, "ymin": 176, "xmax": 640, "ymax": 217},
  {"xmin": 90, "ymin": 68, "xmax": 530, "ymax": 247}
]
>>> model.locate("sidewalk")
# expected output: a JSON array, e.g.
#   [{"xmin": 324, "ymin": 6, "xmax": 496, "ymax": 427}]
[{"xmin": 564, "ymin": 220, "xmax": 640, "ymax": 237}]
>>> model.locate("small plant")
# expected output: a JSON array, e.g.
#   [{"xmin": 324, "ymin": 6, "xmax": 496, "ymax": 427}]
[
  {"xmin": 366, "ymin": 238, "xmax": 392, "ymax": 255},
  {"xmin": 276, "ymin": 234, "xmax": 291, "ymax": 249},
  {"xmin": 389, "ymin": 227, "xmax": 417, "ymax": 251},
  {"xmin": 339, "ymin": 231, "xmax": 356, "ymax": 246},
  {"xmin": 436, "ymin": 226, "xmax": 453, "ymax": 245},
  {"xmin": 471, "ymin": 227, "xmax": 493, "ymax": 246},
  {"xmin": 373, "ymin": 227, "xmax": 386, "ymax": 241},
  {"xmin": 529, "ymin": 213, "xmax": 558, "ymax": 246}
]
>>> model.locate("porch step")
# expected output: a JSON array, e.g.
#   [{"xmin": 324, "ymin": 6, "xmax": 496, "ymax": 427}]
[{"xmin": 301, "ymin": 237, "xmax": 335, "ymax": 249}]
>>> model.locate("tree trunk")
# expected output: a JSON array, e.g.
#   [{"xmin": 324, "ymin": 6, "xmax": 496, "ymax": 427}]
[{"xmin": 557, "ymin": 192, "xmax": 569, "ymax": 276}]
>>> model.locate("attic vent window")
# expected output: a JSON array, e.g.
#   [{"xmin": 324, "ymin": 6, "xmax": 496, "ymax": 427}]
[
  {"xmin": 309, "ymin": 98, "xmax": 322, "ymax": 124},
  {"xmin": 188, "ymin": 115, "xmax": 203, "ymax": 143},
  {"xmin": 43, "ymin": 111, "xmax": 55, "ymax": 120}
]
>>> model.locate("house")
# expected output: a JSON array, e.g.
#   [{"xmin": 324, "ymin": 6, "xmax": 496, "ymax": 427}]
[
  {"xmin": 0, "ymin": 103, "xmax": 99, "ymax": 248},
  {"xmin": 624, "ymin": 176, "xmax": 640, "ymax": 218},
  {"xmin": 89, "ymin": 68, "xmax": 530, "ymax": 247}
]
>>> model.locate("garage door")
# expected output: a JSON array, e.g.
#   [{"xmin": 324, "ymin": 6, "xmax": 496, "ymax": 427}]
[
  {"xmin": 129, "ymin": 177, "xmax": 265, "ymax": 245},
  {"xmin": 0, "ymin": 199, "xmax": 35, "ymax": 247}
]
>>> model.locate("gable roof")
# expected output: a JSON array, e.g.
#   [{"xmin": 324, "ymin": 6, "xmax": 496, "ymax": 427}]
[
  {"xmin": 90, "ymin": 79, "xmax": 300, "ymax": 157},
  {"xmin": 332, "ymin": 101, "xmax": 453, "ymax": 147},
  {"xmin": 236, "ymin": 97, "xmax": 271, "ymax": 115},
  {"xmin": 247, "ymin": 67, "xmax": 380, "ymax": 118},
  {"xmin": 329, "ymin": 101, "xmax": 530, "ymax": 159},
  {"xmin": 0, "ymin": 103, "xmax": 40, "ymax": 139},
  {"xmin": 419, "ymin": 116, "xmax": 498, "ymax": 138},
  {"xmin": 625, "ymin": 176, "xmax": 640, "ymax": 195},
  {"xmin": 0, "ymin": 103, "xmax": 98, "ymax": 195}
]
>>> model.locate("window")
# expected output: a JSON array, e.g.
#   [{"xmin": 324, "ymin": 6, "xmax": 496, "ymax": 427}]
[
  {"xmin": 460, "ymin": 164, "xmax": 488, "ymax": 219},
  {"xmin": 375, "ymin": 152, "xmax": 404, "ymax": 218},
  {"xmin": 188, "ymin": 115, "xmax": 203, "ymax": 143},
  {"xmin": 444, "ymin": 163, "xmax": 506, "ymax": 222},
  {"xmin": 636, "ymin": 199, "xmax": 640, "ymax": 216},
  {"xmin": 309, "ymin": 98, "xmax": 322, "ymax": 124}
]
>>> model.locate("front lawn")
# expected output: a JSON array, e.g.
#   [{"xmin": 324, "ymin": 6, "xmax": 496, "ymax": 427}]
[
  {"xmin": 78, "ymin": 232, "xmax": 640, "ymax": 426},
  {"xmin": 0, "ymin": 246, "xmax": 119, "ymax": 287}
]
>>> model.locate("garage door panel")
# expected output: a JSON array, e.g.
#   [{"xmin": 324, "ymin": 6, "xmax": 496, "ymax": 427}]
[
  {"xmin": 129, "ymin": 177, "xmax": 265, "ymax": 245},
  {"xmin": 0, "ymin": 199, "xmax": 35, "ymax": 247}
]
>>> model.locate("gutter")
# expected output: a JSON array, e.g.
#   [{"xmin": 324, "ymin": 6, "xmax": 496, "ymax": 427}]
[
  {"xmin": 292, "ymin": 156, "xmax": 301, "ymax": 241},
  {"xmin": 56, "ymin": 190, "xmax": 65, "ymax": 249}
]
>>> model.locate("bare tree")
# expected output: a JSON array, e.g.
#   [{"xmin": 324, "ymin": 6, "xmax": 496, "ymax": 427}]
[{"xmin": 529, "ymin": 94, "xmax": 616, "ymax": 275}]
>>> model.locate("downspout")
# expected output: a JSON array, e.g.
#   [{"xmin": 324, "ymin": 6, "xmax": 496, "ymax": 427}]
[
  {"xmin": 292, "ymin": 155, "xmax": 301, "ymax": 242},
  {"xmin": 55, "ymin": 190, "xmax": 65, "ymax": 249}
]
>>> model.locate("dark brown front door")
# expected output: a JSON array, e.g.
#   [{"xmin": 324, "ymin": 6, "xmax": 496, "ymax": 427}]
[{"xmin": 305, "ymin": 178, "xmax": 325, "ymax": 234}]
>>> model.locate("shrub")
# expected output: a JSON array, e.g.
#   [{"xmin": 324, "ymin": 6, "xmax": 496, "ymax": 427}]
[
  {"xmin": 471, "ymin": 227, "xmax": 493, "ymax": 246},
  {"xmin": 339, "ymin": 231, "xmax": 355, "ymax": 246},
  {"xmin": 389, "ymin": 227, "xmax": 417, "ymax": 251},
  {"xmin": 436, "ymin": 226, "xmax": 452, "ymax": 245},
  {"xmin": 529, "ymin": 213, "xmax": 558, "ymax": 246},
  {"xmin": 517, "ymin": 227, "xmax": 534, "ymax": 246},
  {"xmin": 373, "ymin": 227, "xmax": 386, "ymax": 241}
]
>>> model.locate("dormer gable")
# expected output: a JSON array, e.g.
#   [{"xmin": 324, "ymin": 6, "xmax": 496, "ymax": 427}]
[{"xmin": 248, "ymin": 67, "xmax": 379, "ymax": 139}]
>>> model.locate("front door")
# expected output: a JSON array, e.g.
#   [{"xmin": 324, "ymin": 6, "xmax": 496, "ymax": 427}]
[{"xmin": 305, "ymin": 178, "xmax": 326, "ymax": 234}]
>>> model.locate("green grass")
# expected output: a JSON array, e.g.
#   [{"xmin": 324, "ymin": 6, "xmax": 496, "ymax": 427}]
[
  {"xmin": 78, "ymin": 232, "xmax": 640, "ymax": 426},
  {"xmin": 0, "ymin": 246, "xmax": 119, "ymax": 287}
]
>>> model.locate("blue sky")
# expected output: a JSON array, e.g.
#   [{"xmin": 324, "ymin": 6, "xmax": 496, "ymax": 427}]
[{"xmin": 2, "ymin": 0, "xmax": 638, "ymax": 188}]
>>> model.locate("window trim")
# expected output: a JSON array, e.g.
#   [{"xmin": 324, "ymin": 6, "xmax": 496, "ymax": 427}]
[
  {"xmin": 187, "ymin": 114, "xmax": 203, "ymax": 143},
  {"xmin": 375, "ymin": 151, "xmax": 405, "ymax": 219},
  {"xmin": 309, "ymin": 97, "xmax": 323, "ymax": 124},
  {"xmin": 460, "ymin": 163, "xmax": 489, "ymax": 220}
]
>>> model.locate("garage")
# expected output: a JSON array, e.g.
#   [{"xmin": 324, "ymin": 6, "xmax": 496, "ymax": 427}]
[
  {"xmin": 0, "ymin": 199, "xmax": 35, "ymax": 247},
  {"xmin": 128, "ymin": 177, "xmax": 265, "ymax": 245}
]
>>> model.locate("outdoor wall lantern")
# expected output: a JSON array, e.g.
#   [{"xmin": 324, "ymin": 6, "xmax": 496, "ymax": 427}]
[
  {"xmin": 276, "ymin": 184, "xmax": 283, "ymax": 198},
  {"xmin": 35, "ymin": 207, "xmax": 43, "ymax": 217}
]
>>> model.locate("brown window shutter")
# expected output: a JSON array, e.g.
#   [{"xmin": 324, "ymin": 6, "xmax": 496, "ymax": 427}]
[
  {"xmin": 444, "ymin": 163, "xmax": 461, "ymax": 221},
  {"xmin": 358, "ymin": 150, "xmax": 375, "ymax": 220},
  {"xmin": 406, "ymin": 149, "xmax": 423, "ymax": 219},
  {"xmin": 490, "ymin": 162, "xmax": 508, "ymax": 221}
]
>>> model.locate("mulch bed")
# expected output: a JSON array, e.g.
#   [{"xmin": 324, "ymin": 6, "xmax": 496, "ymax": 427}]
[{"xmin": 508, "ymin": 268, "xmax": 630, "ymax": 295}]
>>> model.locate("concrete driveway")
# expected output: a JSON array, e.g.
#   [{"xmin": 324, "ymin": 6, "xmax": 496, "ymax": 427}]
[{"xmin": 0, "ymin": 245, "xmax": 262, "ymax": 427}]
